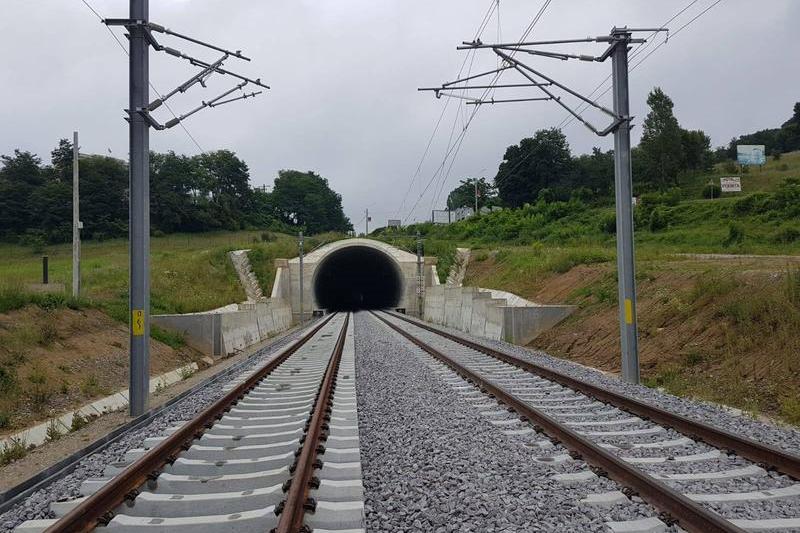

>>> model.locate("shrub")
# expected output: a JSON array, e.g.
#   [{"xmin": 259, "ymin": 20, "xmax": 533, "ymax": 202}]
[
  {"xmin": 778, "ymin": 163, "xmax": 789, "ymax": 171},
  {"xmin": 732, "ymin": 193, "xmax": 772, "ymax": 216},
  {"xmin": 27, "ymin": 366, "xmax": 51, "ymax": 411},
  {"xmin": 702, "ymin": 182, "xmax": 721, "ymax": 199},
  {"xmin": 772, "ymin": 151, "xmax": 782, "ymax": 161},
  {"xmin": 0, "ymin": 411, "xmax": 10, "ymax": 429},
  {"xmin": 45, "ymin": 419, "xmax": 62, "ymax": 442},
  {"xmin": 648, "ymin": 208, "xmax": 668, "ymax": 232},
  {"xmin": 70, "ymin": 411, "xmax": 89, "ymax": 431},
  {"xmin": 0, "ymin": 437, "xmax": 28, "ymax": 466},
  {"xmin": 0, "ymin": 366, "xmax": 17, "ymax": 395},
  {"xmin": 723, "ymin": 223, "xmax": 745, "ymax": 246},
  {"xmin": 600, "ymin": 213, "xmax": 616, "ymax": 234},
  {"xmin": 774, "ymin": 225, "xmax": 800, "ymax": 244}
]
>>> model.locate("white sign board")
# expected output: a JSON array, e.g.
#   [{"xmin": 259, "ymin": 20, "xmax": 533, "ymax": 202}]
[
  {"xmin": 720, "ymin": 177, "xmax": 742, "ymax": 193},
  {"xmin": 387, "ymin": 219, "xmax": 401, "ymax": 228},
  {"xmin": 432, "ymin": 210, "xmax": 451, "ymax": 224},
  {"xmin": 737, "ymin": 145, "xmax": 766, "ymax": 166}
]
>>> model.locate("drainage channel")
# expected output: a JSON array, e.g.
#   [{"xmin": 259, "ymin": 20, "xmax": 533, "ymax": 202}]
[
  {"xmin": 13, "ymin": 312, "xmax": 364, "ymax": 533},
  {"xmin": 373, "ymin": 311, "xmax": 800, "ymax": 533}
]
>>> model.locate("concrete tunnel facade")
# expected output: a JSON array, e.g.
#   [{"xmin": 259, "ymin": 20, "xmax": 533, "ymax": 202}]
[{"xmin": 271, "ymin": 238, "xmax": 438, "ymax": 319}]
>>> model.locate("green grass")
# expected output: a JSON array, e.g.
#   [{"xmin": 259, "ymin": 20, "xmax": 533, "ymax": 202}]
[
  {"xmin": 0, "ymin": 230, "xmax": 308, "ymax": 323},
  {"xmin": 679, "ymin": 150, "xmax": 800, "ymax": 198}
]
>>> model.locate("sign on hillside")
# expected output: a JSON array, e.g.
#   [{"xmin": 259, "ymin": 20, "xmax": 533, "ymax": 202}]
[
  {"xmin": 737, "ymin": 145, "xmax": 766, "ymax": 166},
  {"xmin": 720, "ymin": 176, "xmax": 742, "ymax": 193},
  {"xmin": 387, "ymin": 219, "xmax": 401, "ymax": 228}
]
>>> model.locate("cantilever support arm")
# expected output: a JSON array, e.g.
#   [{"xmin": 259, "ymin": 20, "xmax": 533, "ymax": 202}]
[{"xmin": 493, "ymin": 49, "xmax": 625, "ymax": 136}]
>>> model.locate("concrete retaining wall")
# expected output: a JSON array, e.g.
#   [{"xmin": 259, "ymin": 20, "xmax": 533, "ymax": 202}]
[
  {"xmin": 423, "ymin": 285, "xmax": 575, "ymax": 345},
  {"xmin": 153, "ymin": 298, "xmax": 292, "ymax": 359}
]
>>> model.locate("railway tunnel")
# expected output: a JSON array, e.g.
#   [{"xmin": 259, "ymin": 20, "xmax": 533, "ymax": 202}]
[
  {"xmin": 313, "ymin": 245, "xmax": 403, "ymax": 311},
  {"xmin": 274, "ymin": 238, "xmax": 433, "ymax": 318}
]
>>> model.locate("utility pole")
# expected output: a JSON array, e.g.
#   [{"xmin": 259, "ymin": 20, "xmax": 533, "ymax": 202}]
[
  {"xmin": 128, "ymin": 0, "xmax": 150, "ymax": 417},
  {"xmin": 610, "ymin": 29, "xmax": 639, "ymax": 384},
  {"xmin": 104, "ymin": 1, "xmax": 270, "ymax": 416},
  {"xmin": 298, "ymin": 231, "xmax": 304, "ymax": 324},
  {"xmin": 420, "ymin": 26, "xmax": 667, "ymax": 385},
  {"xmin": 416, "ymin": 231, "xmax": 424, "ymax": 317},
  {"xmin": 365, "ymin": 208, "xmax": 370, "ymax": 236},
  {"xmin": 72, "ymin": 131, "xmax": 80, "ymax": 298},
  {"xmin": 474, "ymin": 178, "xmax": 479, "ymax": 214}
]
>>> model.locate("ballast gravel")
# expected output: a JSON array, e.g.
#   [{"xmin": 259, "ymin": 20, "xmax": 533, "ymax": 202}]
[
  {"xmin": 0, "ymin": 322, "xmax": 312, "ymax": 533},
  {"xmin": 398, "ymin": 313, "xmax": 800, "ymax": 454},
  {"xmin": 354, "ymin": 311, "xmax": 668, "ymax": 532}
]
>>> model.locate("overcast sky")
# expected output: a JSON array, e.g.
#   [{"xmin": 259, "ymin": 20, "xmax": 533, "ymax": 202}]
[{"xmin": 1, "ymin": 1, "xmax": 798, "ymax": 228}]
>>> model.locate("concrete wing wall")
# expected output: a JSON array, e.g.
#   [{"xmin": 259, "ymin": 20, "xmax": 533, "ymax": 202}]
[{"xmin": 423, "ymin": 285, "xmax": 575, "ymax": 345}]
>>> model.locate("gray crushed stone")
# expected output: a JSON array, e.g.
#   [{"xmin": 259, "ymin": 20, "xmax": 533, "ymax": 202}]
[
  {"xmin": 355, "ymin": 311, "xmax": 667, "ymax": 532},
  {"xmin": 400, "ymin": 313, "xmax": 800, "ymax": 454},
  {"xmin": 0, "ymin": 322, "xmax": 312, "ymax": 533}
]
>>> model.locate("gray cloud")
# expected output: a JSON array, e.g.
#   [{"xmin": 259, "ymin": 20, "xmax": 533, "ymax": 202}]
[{"xmin": 1, "ymin": 0, "xmax": 797, "ymax": 227}]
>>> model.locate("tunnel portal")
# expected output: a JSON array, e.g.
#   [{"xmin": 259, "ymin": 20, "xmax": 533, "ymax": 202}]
[{"xmin": 313, "ymin": 246, "xmax": 403, "ymax": 311}]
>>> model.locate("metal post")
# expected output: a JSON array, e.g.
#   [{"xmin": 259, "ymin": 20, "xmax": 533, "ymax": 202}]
[
  {"xmin": 298, "ymin": 231, "xmax": 304, "ymax": 324},
  {"xmin": 474, "ymin": 178, "xmax": 479, "ymax": 214},
  {"xmin": 416, "ymin": 231, "xmax": 424, "ymax": 317},
  {"xmin": 129, "ymin": 0, "xmax": 150, "ymax": 416},
  {"xmin": 611, "ymin": 30, "xmax": 640, "ymax": 384},
  {"xmin": 42, "ymin": 256, "xmax": 49, "ymax": 284},
  {"xmin": 72, "ymin": 131, "xmax": 80, "ymax": 298},
  {"xmin": 365, "ymin": 209, "xmax": 369, "ymax": 235}
]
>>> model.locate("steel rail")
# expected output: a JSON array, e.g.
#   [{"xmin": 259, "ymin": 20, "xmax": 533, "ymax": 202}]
[
  {"xmin": 275, "ymin": 312, "xmax": 350, "ymax": 533},
  {"xmin": 386, "ymin": 311, "xmax": 800, "ymax": 479},
  {"xmin": 372, "ymin": 311, "xmax": 745, "ymax": 533},
  {"xmin": 44, "ymin": 313, "xmax": 337, "ymax": 533}
]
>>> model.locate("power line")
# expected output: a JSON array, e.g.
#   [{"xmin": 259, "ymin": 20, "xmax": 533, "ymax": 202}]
[
  {"xmin": 406, "ymin": 0, "xmax": 553, "ymax": 222},
  {"xmin": 492, "ymin": 0, "xmax": 721, "ymax": 191},
  {"xmin": 394, "ymin": 0, "xmax": 498, "ymax": 218},
  {"xmin": 79, "ymin": 0, "xmax": 206, "ymax": 153},
  {"xmin": 558, "ymin": 0, "xmax": 721, "ymax": 131}
]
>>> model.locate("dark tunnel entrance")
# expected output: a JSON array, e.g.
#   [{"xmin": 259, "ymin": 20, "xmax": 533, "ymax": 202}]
[{"xmin": 313, "ymin": 246, "xmax": 403, "ymax": 311}]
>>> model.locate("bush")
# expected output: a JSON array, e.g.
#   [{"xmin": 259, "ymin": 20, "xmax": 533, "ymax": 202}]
[
  {"xmin": 702, "ymin": 182, "xmax": 721, "ymax": 199},
  {"xmin": 724, "ymin": 223, "xmax": 745, "ymax": 247},
  {"xmin": 0, "ymin": 437, "xmax": 28, "ymax": 466},
  {"xmin": 774, "ymin": 225, "xmax": 800, "ymax": 244},
  {"xmin": 600, "ymin": 213, "xmax": 616, "ymax": 234},
  {"xmin": 732, "ymin": 193, "xmax": 771, "ymax": 216},
  {"xmin": 772, "ymin": 151, "xmax": 782, "ymax": 161},
  {"xmin": 648, "ymin": 208, "xmax": 668, "ymax": 232},
  {"xmin": 0, "ymin": 411, "xmax": 10, "ymax": 429}
]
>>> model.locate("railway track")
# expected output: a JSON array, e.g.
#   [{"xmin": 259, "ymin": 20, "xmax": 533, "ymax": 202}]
[
  {"xmin": 373, "ymin": 310, "xmax": 800, "ymax": 533},
  {"xmin": 14, "ymin": 312, "xmax": 364, "ymax": 533}
]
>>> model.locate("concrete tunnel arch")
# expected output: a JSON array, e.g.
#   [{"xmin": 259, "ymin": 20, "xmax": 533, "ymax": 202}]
[
  {"xmin": 278, "ymin": 238, "xmax": 430, "ymax": 318},
  {"xmin": 312, "ymin": 245, "xmax": 404, "ymax": 311}
]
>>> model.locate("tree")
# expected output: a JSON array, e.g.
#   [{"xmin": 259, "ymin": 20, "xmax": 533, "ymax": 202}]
[
  {"xmin": 197, "ymin": 150, "xmax": 254, "ymax": 230},
  {"xmin": 680, "ymin": 129, "xmax": 713, "ymax": 172},
  {"xmin": 50, "ymin": 138, "xmax": 74, "ymax": 183},
  {"xmin": 571, "ymin": 147, "xmax": 614, "ymax": 198},
  {"xmin": 494, "ymin": 128, "xmax": 573, "ymax": 207},
  {"xmin": 446, "ymin": 177, "xmax": 497, "ymax": 210},
  {"xmin": 270, "ymin": 170, "xmax": 352, "ymax": 234},
  {"xmin": 0, "ymin": 150, "xmax": 44, "ymax": 235},
  {"xmin": 638, "ymin": 87, "xmax": 685, "ymax": 188}
]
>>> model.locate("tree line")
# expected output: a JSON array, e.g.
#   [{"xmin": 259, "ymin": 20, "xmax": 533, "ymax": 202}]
[
  {"xmin": 0, "ymin": 140, "xmax": 352, "ymax": 244},
  {"xmin": 444, "ymin": 88, "xmax": 800, "ymax": 210}
]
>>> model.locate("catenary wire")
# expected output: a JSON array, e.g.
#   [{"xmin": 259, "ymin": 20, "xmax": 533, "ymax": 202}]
[
  {"xmin": 493, "ymin": 0, "xmax": 722, "ymax": 192},
  {"xmin": 405, "ymin": 0, "xmax": 553, "ymax": 223}
]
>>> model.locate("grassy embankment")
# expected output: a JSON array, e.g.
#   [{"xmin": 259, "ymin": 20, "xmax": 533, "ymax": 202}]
[
  {"xmin": 0, "ymin": 230, "xmax": 321, "ymax": 441},
  {"xmin": 383, "ymin": 153, "xmax": 800, "ymax": 424}
]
